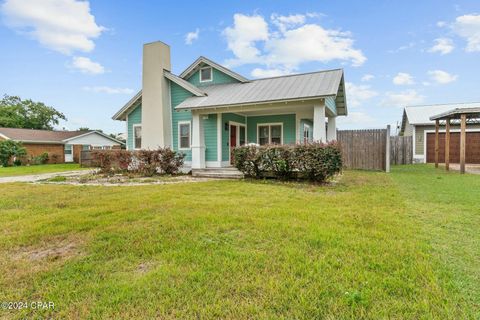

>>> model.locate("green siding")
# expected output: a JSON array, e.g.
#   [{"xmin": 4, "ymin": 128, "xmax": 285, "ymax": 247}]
[
  {"xmin": 127, "ymin": 104, "xmax": 142, "ymax": 150},
  {"xmin": 221, "ymin": 113, "xmax": 246, "ymax": 162},
  {"xmin": 325, "ymin": 96, "xmax": 337, "ymax": 115},
  {"xmin": 204, "ymin": 114, "xmax": 217, "ymax": 162},
  {"xmin": 170, "ymin": 82, "xmax": 218, "ymax": 162},
  {"xmin": 246, "ymin": 114, "xmax": 297, "ymax": 146},
  {"xmin": 187, "ymin": 67, "xmax": 240, "ymax": 87}
]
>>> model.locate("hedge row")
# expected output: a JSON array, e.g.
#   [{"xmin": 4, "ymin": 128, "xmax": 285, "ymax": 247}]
[
  {"xmin": 91, "ymin": 148, "xmax": 185, "ymax": 176},
  {"xmin": 232, "ymin": 142, "xmax": 342, "ymax": 182}
]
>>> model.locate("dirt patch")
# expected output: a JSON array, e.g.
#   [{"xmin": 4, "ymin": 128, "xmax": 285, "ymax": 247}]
[
  {"xmin": 13, "ymin": 237, "xmax": 83, "ymax": 262},
  {"xmin": 136, "ymin": 262, "xmax": 156, "ymax": 274}
]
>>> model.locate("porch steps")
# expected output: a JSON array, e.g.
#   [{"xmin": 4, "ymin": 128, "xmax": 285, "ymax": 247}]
[{"xmin": 192, "ymin": 167, "xmax": 244, "ymax": 179}]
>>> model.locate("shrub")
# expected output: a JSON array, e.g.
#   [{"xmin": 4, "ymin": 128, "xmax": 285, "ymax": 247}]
[
  {"xmin": 0, "ymin": 140, "xmax": 26, "ymax": 167},
  {"xmin": 232, "ymin": 142, "xmax": 342, "ymax": 182},
  {"xmin": 91, "ymin": 148, "xmax": 184, "ymax": 176},
  {"xmin": 31, "ymin": 152, "xmax": 49, "ymax": 165}
]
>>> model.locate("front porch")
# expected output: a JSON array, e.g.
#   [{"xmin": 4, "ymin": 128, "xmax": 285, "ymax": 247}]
[{"xmin": 186, "ymin": 98, "xmax": 338, "ymax": 169}]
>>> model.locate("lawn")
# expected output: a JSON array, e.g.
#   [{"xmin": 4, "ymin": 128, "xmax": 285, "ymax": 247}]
[
  {"xmin": 0, "ymin": 163, "xmax": 84, "ymax": 177},
  {"xmin": 0, "ymin": 165, "xmax": 478, "ymax": 319}
]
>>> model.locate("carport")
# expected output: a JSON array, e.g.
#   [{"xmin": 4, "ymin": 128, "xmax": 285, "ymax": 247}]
[{"xmin": 430, "ymin": 107, "xmax": 480, "ymax": 174}]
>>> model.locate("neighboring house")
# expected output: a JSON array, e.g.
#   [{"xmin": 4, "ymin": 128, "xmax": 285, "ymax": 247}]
[
  {"xmin": 112, "ymin": 41, "xmax": 348, "ymax": 169},
  {"xmin": 0, "ymin": 127, "xmax": 124, "ymax": 163},
  {"xmin": 400, "ymin": 102, "xmax": 480, "ymax": 163}
]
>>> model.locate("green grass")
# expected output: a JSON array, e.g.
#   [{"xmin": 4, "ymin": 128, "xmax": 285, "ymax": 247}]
[
  {"xmin": 0, "ymin": 165, "xmax": 478, "ymax": 319},
  {"xmin": 0, "ymin": 163, "xmax": 84, "ymax": 177}
]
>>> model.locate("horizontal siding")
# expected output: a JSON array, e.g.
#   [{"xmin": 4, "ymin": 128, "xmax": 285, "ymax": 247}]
[
  {"xmin": 187, "ymin": 68, "xmax": 240, "ymax": 87},
  {"xmin": 325, "ymin": 96, "xmax": 337, "ymax": 115},
  {"xmin": 127, "ymin": 104, "xmax": 142, "ymax": 150},
  {"xmin": 204, "ymin": 114, "xmax": 217, "ymax": 162},
  {"xmin": 246, "ymin": 114, "xmax": 297, "ymax": 145}
]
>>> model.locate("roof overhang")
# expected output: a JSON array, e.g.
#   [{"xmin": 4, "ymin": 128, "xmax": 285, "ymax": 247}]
[
  {"xmin": 179, "ymin": 56, "xmax": 249, "ymax": 82},
  {"xmin": 163, "ymin": 71, "xmax": 206, "ymax": 96},
  {"xmin": 430, "ymin": 107, "xmax": 480, "ymax": 121},
  {"xmin": 63, "ymin": 130, "xmax": 125, "ymax": 145},
  {"xmin": 112, "ymin": 90, "xmax": 142, "ymax": 121}
]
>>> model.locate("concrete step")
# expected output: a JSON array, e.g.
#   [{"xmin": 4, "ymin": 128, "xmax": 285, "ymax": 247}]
[{"xmin": 192, "ymin": 168, "xmax": 244, "ymax": 179}]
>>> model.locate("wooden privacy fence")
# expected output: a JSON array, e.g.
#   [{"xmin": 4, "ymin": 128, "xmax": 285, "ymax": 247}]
[
  {"xmin": 390, "ymin": 136, "xmax": 413, "ymax": 165},
  {"xmin": 80, "ymin": 150, "xmax": 95, "ymax": 167},
  {"xmin": 337, "ymin": 126, "xmax": 390, "ymax": 172}
]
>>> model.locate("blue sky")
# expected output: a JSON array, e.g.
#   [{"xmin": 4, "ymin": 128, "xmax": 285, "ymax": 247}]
[{"xmin": 0, "ymin": 0, "xmax": 479, "ymax": 134}]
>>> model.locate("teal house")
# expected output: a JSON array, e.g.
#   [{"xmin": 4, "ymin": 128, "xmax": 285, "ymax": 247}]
[{"xmin": 113, "ymin": 41, "xmax": 348, "ymax": 170}]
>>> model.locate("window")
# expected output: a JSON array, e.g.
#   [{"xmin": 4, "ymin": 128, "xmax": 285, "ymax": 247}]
[
  {"xmin": 64, "ymin": 144, "xmax": 72, "ymax": 154},
  {"xmin": 178, "ymin": 122, "xmax": 191, "ymax": 149},
  {"xmin": 303, "ymin": 124, "xmax": 310, "ymax": 143},
  {"xmin": 133, "ymin": 125, "xmax": 142, "ymax": 149},
  {"xmin": 82, "ymin": 145, "xmax": 90, "ymax": 151},
  {"xmin": 258, "ymin": 124, "xmax": 283, "ymax": 145},
  {"xmin": 239, "ymin": 126, "xmax": 246, "ymax": 146},
  {"xmin": 200, "ymin": 67, "xmax": 212, "ymax": 82}
]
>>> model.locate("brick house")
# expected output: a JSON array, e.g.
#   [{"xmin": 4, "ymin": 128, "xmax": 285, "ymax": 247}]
[{"xmin": 0, "ymin": 127, "xmax": 124, "ymax": 164}]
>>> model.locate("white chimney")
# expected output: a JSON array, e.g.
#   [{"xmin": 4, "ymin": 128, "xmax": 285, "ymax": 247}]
[{"xmin": 141, "ymin": 41, "xmax": 172, "ymax": 149}]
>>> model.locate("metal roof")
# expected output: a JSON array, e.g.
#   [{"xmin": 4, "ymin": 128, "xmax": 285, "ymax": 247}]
[
  {"xmin": 430, "ymin": 107, "xmax": 480, "ymax": 120},
  {"xmin": 175, "ymin": 69, "xmax": 345, "ymax": 113},
  {"xmin": 404, "ymin": 102, "xmax": 480, "ymax": 125}
]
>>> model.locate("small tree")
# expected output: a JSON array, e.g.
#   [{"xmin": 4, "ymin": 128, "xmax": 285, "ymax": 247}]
[{"xmin": 0, "ymin": 140, "xmax": 27, "ymax": 167}]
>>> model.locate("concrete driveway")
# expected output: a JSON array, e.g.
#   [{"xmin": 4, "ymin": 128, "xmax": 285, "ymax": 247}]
[{"xmin": 0, "ymin": 170, "xmax": 91, "ymax": 183}]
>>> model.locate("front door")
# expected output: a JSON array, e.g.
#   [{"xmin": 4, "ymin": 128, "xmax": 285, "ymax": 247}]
[
  {"xmin": 64, "ymin": 144, "xmax": 73, "ymax": 162},
  {"xmin": 230, "ymin": 125, "xmax": 237, "ymax": 164}
]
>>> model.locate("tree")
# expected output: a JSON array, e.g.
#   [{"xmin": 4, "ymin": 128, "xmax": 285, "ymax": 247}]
[
  {"xmin": 0, "ymin": 140, "xmax": 26, "ymax": 167},
  {"xmin": 78, "ymin": 127, "xmax": 91, "ymax": 131},
  {"xmin": 0, "ymin": 95, "xmax": 67, "ymax": 130}
]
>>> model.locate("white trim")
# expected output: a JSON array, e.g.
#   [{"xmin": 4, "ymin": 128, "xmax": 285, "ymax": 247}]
[
  {"xmin": 228, "ymin": 121, "xmax": 246, "ymax": 164},
  {"xmin": 112, "ymin": 90, "xmax": 142, "ymax": 121},
  {"xmin": 164, "ymin": 71, "xmax": 206, "ymax": 96},
  {"xmin": 199, "ymin": 66, "xmax": 213, "ymax": 83},
  {"xmin": 423, "ymin": 128, "xmax": 480, "ymax": 164},
  {"xmin": 179, "ymin": 56, "xmax": 249, "ymax": 82},
  {"xmin": 0, "ymin": 132, "xmax": 10, "ymax": 140},
  {"xmin": 256, "ymin": 122, "xmax": 283, "ymax": 145},
  {"xmin": 132, "ymin": 124, "xmax": 142, "ymax": 150},
  {"xmin": 177, "ymin": 121, "xmax": 192, "ymax": 150},
  {"xmin": 206, "ymin": 161, "xmax": 222, "ymax": 168},
  {"xmin": 126, "ymin": 114, "xmax": 129, "ymax": 151},
  {"xmin": 63, "ymin": 130, "xmax": 124, "ymax": 145},
  {"xmin": 221, "ymin": 160, "xmax": 231, "ymax": 167},
  {"xmin": 217, "ymin": 113, "xmax": 222, "ymax": 164}
]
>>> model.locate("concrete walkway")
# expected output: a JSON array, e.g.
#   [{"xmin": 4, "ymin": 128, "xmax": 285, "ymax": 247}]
[
  {"xmin": 0, "ymin": 170, "xmax": 92, "ymax": 184},
  {"xmin": 438, "ymin": 164, "xmax": 480, "ymax": 175}
]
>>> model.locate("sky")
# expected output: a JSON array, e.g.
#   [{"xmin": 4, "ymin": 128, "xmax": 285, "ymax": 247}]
[{"xmin": 0, "ymin": 0, "xmax": 479, "ymax": 135}]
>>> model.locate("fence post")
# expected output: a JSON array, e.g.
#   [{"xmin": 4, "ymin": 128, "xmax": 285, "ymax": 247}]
[{"xmin": 385, "ymin": 125, "xmax": 391, "ymax": 173}]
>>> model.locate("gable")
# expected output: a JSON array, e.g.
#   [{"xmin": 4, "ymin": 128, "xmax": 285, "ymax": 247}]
[{"xmin": 186, "ymin": 66, "xmax": 242, "ymax": 87}]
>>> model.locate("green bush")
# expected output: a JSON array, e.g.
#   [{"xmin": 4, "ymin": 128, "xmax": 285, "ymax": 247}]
[
  {"xmin": 232, "ymin": 142, "xmax": 342, "ymax": 182},
  {"xmin": 92, "ymin": 148, "xmax": 185, "ymax": 176},
  {"xmin": 30, "ymin": 152, "xmax": 49, "ymax": 165},
  {"xmin": 0, "ymin": 140, "xmax": 26, "ymax": 167}
]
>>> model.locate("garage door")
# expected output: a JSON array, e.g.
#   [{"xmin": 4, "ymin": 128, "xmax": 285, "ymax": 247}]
[{"xmin": 426, "ymin": 132, "xmax": 480, "ymax": 164}]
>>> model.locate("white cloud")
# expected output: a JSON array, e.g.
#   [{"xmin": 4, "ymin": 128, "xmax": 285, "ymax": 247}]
[
  {"xmin": 185, "ymin": 28, "xmax": 199, "ymax": 45},
  {"xmin": 393, "ymin": 72, "xmax": 415, "ymax": 85},
  {"xmin": 223, "ymin": 14, "xmax": 269, "ymax": 64},
  {"xmin": 83, "ymin": 86, "xmax": 134, "ymax": 94},
  {"xmin": 361, "ymin": 74, "xmax": 374, "ymax": 82},
  {"xmin": 382, "ymin": 90, "xmax": 425, "ymax": 107},
  {"xmin": 428, "ymin": 70, "xmax": 458, "ymax": 84},
  {"xmin": 437, "ymin": 21, "xmax": 447, "ymax": 27},
  {"xmin": 429, "ymin": 38, "xmax": 454, "ymax": 54},
  {"xmin": 388, "ymin": 42, "xmax": 415, "ymax": 53},
  {"xmin": 223, "ymin": 13, "xmax": 366, "ymax": 70},
  {"xmin": 336, "ymin": 111, "xmax": 377, "ymax": 129},
  {"xmin": 1, "ymin": 0, "xmax": 105, "ymax": 54},
  {"xmin": 452, "ymin": 14, "xmax": 480, "ymax": 52},
  {"xmin": 345, "ymin": 82, "xmax": 378, "ymax": 108},
  {"xmin": 251, "ymin": 68, "xmax": 291, "ymax": 78},
  {"xmin": 71, "ymin": 56, "xmax": 104, "ymax": 74}
]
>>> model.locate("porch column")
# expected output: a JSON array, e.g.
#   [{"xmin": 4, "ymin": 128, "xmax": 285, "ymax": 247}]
[
  {"xmin": 327, "ymin": 116, "xmax": 337, "ymax": 141},
  {"xmin": 191, "ymin": 111, "xmax": 205, "ymax": 169},
  {"xmin": 313, "ymin": 103, "xmax": 326, "ymax": 142}
]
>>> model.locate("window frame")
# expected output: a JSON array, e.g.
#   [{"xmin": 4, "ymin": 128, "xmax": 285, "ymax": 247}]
[
  {"xmin": 178, "ymin": 121, "xmax": 192, "ymax": 150},
  {"xmin": 303, "ymin": 123, "xmax": 310, "ymax": 143},
  {"xmin": 199, "ymin": 66, "xmax": 213, "ymax": 83},
  {"xmin": 133, "ymin": 124, "xmax": 142, "ymax": 150},
  {"xmin": 257, "ymin": 123, "xmax": 283, "ymax": 145}
]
